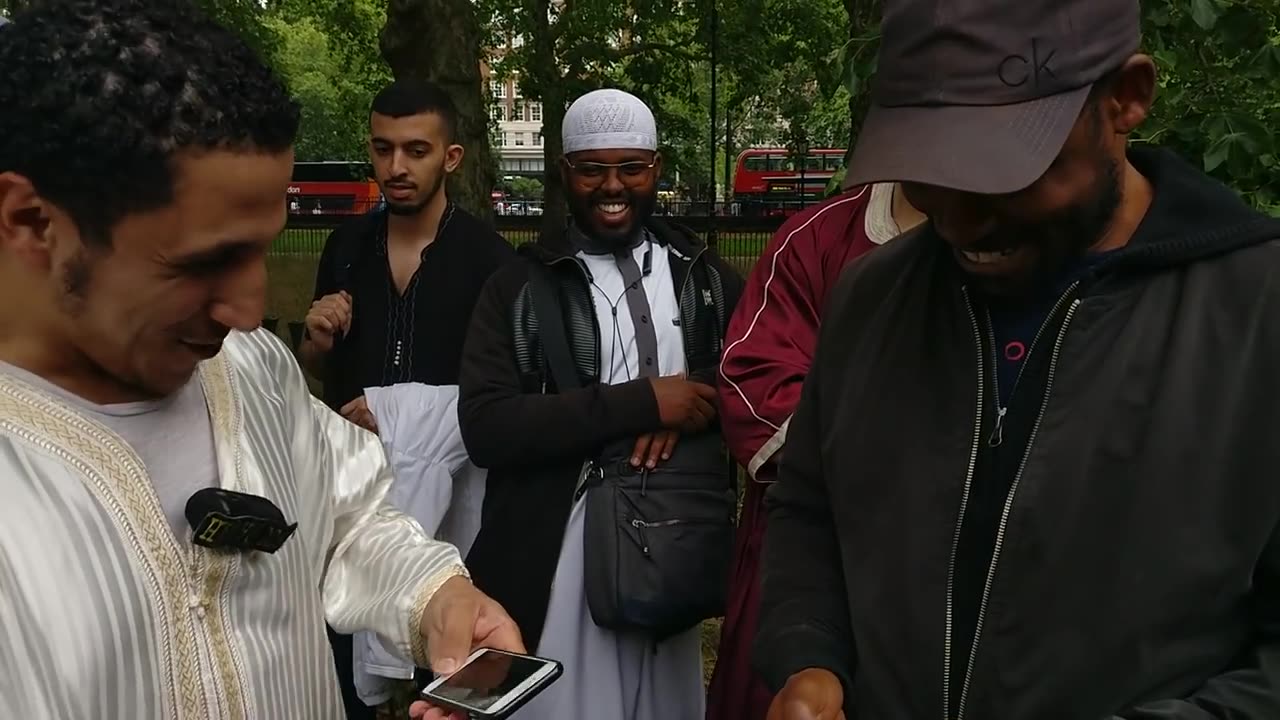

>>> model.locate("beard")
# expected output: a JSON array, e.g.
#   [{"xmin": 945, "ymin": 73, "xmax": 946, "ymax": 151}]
[
  {"xmin": 383, "ymin": 171, "xmax": 446, "ymax": 216},
  {"xmin": 965, "ymin": 152, "xmax": 1122, "ymax": 298},
  {"xmin": 57, "ymin": 244, "xmax": 101, "ymax": 316},
  {"xmin": 566, "ymin": 186, "xmax": 658, "ymax": 252}
]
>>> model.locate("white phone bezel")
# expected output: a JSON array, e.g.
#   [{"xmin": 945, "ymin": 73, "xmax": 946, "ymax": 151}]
[{"xmin": 422, "ymin": 648, "xmax": 558, "ymax": 716}]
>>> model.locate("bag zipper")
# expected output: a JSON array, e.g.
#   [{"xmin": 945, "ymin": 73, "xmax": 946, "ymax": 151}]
[
  {"xmin": 947, "ymin": 292, "xmax": 1082, "ymax": 720},
  {"xmin": 630, "ymin": 517, "xmax": 713, "ymax": 556}
]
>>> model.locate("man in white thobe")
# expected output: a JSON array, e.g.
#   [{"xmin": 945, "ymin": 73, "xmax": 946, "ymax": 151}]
[
  {"xmin": 0, "ymin": 3, "xmax": 520, "ymax": 719},
  {"xmin": 454, "ymin": 89, "xmax": 744, "ymax": 720}
]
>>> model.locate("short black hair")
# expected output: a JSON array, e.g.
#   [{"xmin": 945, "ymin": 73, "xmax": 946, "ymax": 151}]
[
  {"xmin": 370, "ymin": 79, "xmax": 459, "ymax": 142},
  {"xmin": 0, "ymin": 0, "xmax": 300, "ymax": 245}
]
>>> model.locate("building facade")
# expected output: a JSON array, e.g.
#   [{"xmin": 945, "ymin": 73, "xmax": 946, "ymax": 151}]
[{"xmin": 481, "ymin": 54, "xmax": 546, "ymax": 180}]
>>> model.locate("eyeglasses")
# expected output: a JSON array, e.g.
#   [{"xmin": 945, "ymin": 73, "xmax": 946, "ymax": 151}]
[{"xmin": 565, "ymin": 156, "xmax": 658, "ymax": 184}]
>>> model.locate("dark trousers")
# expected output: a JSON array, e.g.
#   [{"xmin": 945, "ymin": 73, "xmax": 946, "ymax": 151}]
[
  {"xmin": 328, "ymin": 624, "xmax": 434, "ymax": 718},
  {"xmin": 328, "ymin": 626, "xmax": 377, "ymax": 720}
]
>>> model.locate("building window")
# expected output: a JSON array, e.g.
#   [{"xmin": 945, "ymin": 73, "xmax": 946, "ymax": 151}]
[
  {"xmin": 512, "ymin": 80, "xmax": 522, "ymax": 98},
  {"xmin": 535, "ymin": 131, "xmax": 543, "ymax": 146},
  {"xmin": 515, "ymin": 133, "xmax": 526, "ymax": 146},
  {"xmin": 512, "ymin": 101, "xmax": 525, "ymax": 122},
  {"xmin": 490, "ymin": 103, "xmax": 507, "ymax": 123},
  {"xmin": 530, "ymin": 102, "xmax": 542, "ymax": 122},
  {"xmin": 502, "ymin": 132, "xmax": 511, "ymax": 147},
  {"xmin": 490, "ymin": 80, "xmax": 506, "ymax": 99}
]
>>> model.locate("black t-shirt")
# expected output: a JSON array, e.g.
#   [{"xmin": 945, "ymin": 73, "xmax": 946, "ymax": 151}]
[{"xmin": 311, "ymin": 204, "xmax": 516, "ymax": 411}]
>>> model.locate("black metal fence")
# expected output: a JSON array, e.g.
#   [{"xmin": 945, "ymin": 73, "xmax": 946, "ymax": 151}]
[{"xmin": 273, "ymin": 212, "xmax": 785, "ymax": 261}]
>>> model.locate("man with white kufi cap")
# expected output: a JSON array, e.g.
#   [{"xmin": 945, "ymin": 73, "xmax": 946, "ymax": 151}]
[{"xmin": 452, "ymin": 89, "xmax": 744, "ymax": 719}]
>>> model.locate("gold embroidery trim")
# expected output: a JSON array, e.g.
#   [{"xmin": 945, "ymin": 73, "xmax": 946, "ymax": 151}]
[
  {"xmin": 409, "ymin": 563, "xmax": 470, "ymax": 668},
  {"xmin": 0, "ymin": 374, "xmax": 206, "ymax": 720},
  {"xmin": 197, "ymin": 355, "xmax": 251, "ymax": 720}
]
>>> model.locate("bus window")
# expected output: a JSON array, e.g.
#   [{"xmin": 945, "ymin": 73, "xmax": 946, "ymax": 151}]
[
  {"xmin": 767, "ymin": 155, "xmax": 792, "ymax": 172},
  {"xmin": 824, "ymin": 154, "xmax": 844, "ymax": 171},
  {"xmin": 744, "ymin": 155, "xmax": 767, "ymax": 171},
  {"xmin": 292, "ymin": 162, "xmax": 374, "ymax": 183}
]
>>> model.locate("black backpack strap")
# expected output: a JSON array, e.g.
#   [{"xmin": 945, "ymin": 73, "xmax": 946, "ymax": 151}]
[{"xmin": 526, "ymin": 262, "xmax": 582, "ymax": 391}]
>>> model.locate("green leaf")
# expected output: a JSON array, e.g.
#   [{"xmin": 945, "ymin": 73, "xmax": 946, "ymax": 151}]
[
  {"xmin": 1188, "ymin": 0, "xmax": 1222, "ymax": 31},
  {"xmin": 1203, "ymin": 135, "xmax": 1232, "ymax": 172}
]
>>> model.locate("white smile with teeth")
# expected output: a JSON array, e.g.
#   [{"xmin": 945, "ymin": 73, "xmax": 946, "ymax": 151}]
[
  {"xmin": 960, "ymin": 248, "xmax": 1016, "ymax": 264},
  {"xmin": 598, "ymin": 202, "xmax": 628, "ymax": 214}
]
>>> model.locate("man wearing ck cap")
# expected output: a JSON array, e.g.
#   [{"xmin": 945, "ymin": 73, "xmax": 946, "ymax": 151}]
[{"xmin": 755, "ymin": 0, "xmax": 1280, "ymax": 718}]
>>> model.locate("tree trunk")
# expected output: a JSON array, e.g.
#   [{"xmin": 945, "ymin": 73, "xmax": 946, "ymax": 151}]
[
  {"xmin": 538, "ymin": 84, "xmax": 568, "ymax": 238},
  {"xmin": 528, "ymin": 0, "xmax": 568, "ymax": 238},
  {"xmin": 381, "ymin": 0, "xmax": 495, "ymax": 223}
]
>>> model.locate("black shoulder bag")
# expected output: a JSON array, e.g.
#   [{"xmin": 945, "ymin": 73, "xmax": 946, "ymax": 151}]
[{"xmin": 526, "ymin": 261, "xmax": 737, "ymax": 640}]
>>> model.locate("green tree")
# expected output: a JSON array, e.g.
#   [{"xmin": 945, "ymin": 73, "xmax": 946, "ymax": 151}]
[
  {"xmin": 508, "ymin": 176, "xmax": 544, "ymax": 199},
  {"xmin": 1139, "ymin": 0, "xmax": 1280, "ymax": 213},
  {"xmin": 266, "ymin": 15, "xmax": 378, "ymax": 161}
]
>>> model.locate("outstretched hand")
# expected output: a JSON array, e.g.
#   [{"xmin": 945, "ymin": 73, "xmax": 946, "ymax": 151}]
[{"xmin": 408, "ymin": 576, "xmax": 525, "ymax": 720}]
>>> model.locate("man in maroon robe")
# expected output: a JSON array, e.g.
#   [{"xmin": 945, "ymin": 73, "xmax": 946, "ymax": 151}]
[{"xmin": 707, "ymin": 182, "xmax": 925, "ymax": 720}]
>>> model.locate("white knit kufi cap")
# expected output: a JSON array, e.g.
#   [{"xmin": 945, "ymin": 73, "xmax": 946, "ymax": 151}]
[{"xmin": 562, "ymin": 89, "xmax": 657, "ymax": 155}]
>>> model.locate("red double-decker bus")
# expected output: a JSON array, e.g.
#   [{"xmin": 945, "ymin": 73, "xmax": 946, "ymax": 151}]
[
  {"xmin": 731, "ymin": 148, "xmax": 846, "ymax": 216},
  {"xmin": 288, "ymin": 161, "xmax": 381, "ymax": 216}
]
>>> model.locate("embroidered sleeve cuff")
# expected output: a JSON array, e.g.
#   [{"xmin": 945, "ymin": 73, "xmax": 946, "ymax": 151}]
[{"xmin": 407, "ymin": 563, "xmax": 470, "ymax": 668}]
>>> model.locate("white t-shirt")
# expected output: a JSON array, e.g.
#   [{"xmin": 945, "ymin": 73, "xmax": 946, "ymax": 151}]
[{"xmin": 0, "ymin": 361, "xmax": 218, "ymax": 539}]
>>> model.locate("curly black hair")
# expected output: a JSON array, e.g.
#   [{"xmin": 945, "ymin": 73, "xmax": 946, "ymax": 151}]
[{"xmin": 0, "ymin": 0, "xmax": 300, "ymax": 245}]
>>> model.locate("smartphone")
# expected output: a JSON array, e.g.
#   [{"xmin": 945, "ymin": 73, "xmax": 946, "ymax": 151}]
[{"xmin": 419, "ymin": 648, "xmax": 563, "ymax": 718}]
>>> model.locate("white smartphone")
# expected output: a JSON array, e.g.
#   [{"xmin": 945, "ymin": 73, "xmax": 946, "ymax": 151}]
[{"xmin": 420, "ymin": 648, "xmax": 563, "ymax": 718}]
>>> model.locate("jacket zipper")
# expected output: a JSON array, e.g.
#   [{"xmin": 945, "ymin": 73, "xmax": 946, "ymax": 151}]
[
  {"xmin": 944, "ymin": 287, "xmax": 988, "ymax": 720},
  {"xmin": 985, "ymin": 281, "xmax": 1081, "ymax": 447},
  {"xmin": 950, "ymin": 296, "xmax": 1083, "ymax": 720}
]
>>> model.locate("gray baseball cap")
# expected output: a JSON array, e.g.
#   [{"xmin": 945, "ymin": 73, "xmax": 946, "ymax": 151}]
[{"xmin": 845, "ymin": 0, "xmax": 1141, "ymax": 194}]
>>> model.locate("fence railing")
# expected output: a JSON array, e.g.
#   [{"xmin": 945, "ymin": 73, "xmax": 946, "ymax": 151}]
[{"xmin": 273, "ymin": 212, "xmax": 785, "ymax": 261}]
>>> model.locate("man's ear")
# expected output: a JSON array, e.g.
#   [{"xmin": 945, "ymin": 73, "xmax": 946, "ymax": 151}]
[
  {"xmin": 445, "ymin": 144, "xmax": 465, "ymax": 174},
  {"xmin": 1107, "ymin": 54, "xmax": 1156, "ymax": 135},
  {"xmin": 0, "ymin": 172, "xmax": 58, "ymax": 272}
]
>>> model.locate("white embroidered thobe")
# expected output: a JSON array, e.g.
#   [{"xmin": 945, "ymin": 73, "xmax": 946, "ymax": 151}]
[
  {"xmin": 512, "ymin": 242, "xmax": 706, "ymax": 720},
  {"xmin": 0, "ymin": 329, "xmax": 466, "ymax": 719}
]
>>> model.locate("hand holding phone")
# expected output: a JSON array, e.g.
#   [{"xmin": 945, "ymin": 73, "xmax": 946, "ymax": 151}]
[{"xmin": 417, "ymin": 648, "xmax": 562, "ymax": 719}]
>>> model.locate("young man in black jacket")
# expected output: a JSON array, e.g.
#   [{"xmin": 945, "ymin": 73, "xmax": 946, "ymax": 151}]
[
  {"xmin": 756, "ymin": 1, "xmax": 1280, "ymax": 719},
  {"xmin": 300, "ymin": 80, "xmax": 515, "ymax": 720},
  {"xmin": 456, "ymin": 89, "xmax": 743, "ymax": 719}
]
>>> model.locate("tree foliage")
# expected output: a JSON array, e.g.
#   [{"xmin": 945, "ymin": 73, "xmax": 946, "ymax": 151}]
[
  {"xmin": 1139, "ymin": 0, "xmax": 1280, "ymax": 213},
  {"xmin": 138, "ymin": 0, "xmax": 1280, "ymax": 217}
]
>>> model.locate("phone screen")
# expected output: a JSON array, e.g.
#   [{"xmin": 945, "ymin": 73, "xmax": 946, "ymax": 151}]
[{"xmin": 427, "ymin": 651, "xmax": 550, "ymax": 712}]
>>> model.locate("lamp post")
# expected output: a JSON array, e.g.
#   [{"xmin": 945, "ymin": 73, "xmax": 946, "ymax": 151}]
[
  {"xmin": 797, "ymin": 136, "xmax": 809, "ymax": 209},
  {"xmin": 708, "ymin": 0, "xmax": 718, "ymax": 240}
]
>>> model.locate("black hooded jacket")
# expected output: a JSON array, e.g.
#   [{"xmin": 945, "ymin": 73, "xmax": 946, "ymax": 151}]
[{"xmin": 755, "ymin": 147, "xmax": 1280, "ymax": 719}]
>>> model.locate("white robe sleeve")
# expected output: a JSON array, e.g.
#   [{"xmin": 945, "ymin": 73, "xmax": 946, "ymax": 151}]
[{"xmin": 295, "ymin": 382, "xmax": 467, "ymax": 669}]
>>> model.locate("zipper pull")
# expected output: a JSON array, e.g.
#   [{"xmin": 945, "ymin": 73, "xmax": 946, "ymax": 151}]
[
  {"xmin": 988, "ymin": 406, "xmax": 1007, "ymax": 447},
  {"xmin": 631, "ymin": 519, "xmax": 650, "ymax": 555}
]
